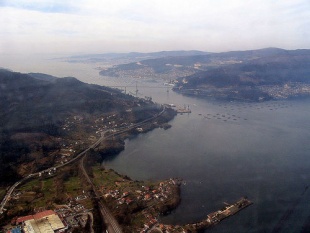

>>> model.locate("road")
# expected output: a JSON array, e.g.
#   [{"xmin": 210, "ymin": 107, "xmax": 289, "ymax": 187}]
[
  {"xmin": 80, "ymin": 154, "xmax": 122, "ymax": 233},
  {"xmin": 0, "ymin": 105, "xmax": 166, "ymax": 225},
  {"xmin": 79, "ymin": 105, "xmax": 166, "ymax": 233}
]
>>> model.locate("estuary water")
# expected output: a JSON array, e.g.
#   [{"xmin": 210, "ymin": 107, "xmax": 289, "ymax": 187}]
[
  {"xmin": 97, "ymin": 76, "xmax": 310, "ymax": 233},
  {"xmin": 103, "ymin": 90, "xmax": 310, "ymax": 233},
  {"xmin": 2, "ymin": 55, "xmax": 310, "ymax": 232}
]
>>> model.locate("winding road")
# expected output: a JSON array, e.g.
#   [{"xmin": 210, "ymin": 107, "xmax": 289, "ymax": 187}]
[{"xmin": 0, "ymin": 105, "xmax": 167, "ymax": 233}]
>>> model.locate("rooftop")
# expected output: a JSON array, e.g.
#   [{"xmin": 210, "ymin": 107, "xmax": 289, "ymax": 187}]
[{"xmin": 16, "ymin": 210, "xmax": 65, "ymax": 233}]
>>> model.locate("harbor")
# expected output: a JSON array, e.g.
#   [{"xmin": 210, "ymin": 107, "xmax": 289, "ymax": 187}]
[
  {"xmin": 193, "ymin": 197, "xmax": 253, "ymax": 228},
  {"xmin": 150, "ymin": 197, "xmax": 253, "ymax": 232}
]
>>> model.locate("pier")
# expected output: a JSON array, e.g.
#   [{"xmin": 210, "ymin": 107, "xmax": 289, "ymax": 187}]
[
  {"xmin": 153, "ymin": 197, "xmax": 253, "ymax": 232},
  {"xmin": 185, "ymin": 197, "xmax": 253, "ymax": 231}
]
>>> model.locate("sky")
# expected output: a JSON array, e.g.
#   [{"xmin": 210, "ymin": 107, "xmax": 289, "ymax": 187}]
[{"xmin": 0, "ymin": 0, "xmax": 310, "ymax": 55}]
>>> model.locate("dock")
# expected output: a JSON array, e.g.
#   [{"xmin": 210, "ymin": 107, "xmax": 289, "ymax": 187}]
[
  {"xmin": 206, "ymin": 197, "xmax": 252, "ymax": 224},
  {"xmin": 183, "ymin": 197, "xmax": 253, "ymax": 231}
]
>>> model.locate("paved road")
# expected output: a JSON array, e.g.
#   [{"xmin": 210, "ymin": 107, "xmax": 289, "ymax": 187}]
[
  {"xmin": 78, "ymin": 106, "xmax": 166, "ymax": 233},
  {"xmin": 0, "ymin": 105, "xmax": 166, "ymax": 217},
  {"xmin": 0, "ymin": 129, "xmax": 114, "ymax": 214}
]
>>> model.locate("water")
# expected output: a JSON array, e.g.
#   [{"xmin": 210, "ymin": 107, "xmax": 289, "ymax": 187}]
[
  {"xmin": 98, "ymin": 77, "xmax": 310, "ymax": 232},
  {"xmin": 2, "ymin": 55, "xmax": 310, "ymax": 232},
  {"xmin": 103, "ymin": 96, "xmax": 310, "ymax": 233}
]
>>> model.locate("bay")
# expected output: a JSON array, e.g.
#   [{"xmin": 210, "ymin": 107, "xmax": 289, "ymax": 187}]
[
  {"xmin": 2, "ymin": 55, "xmax": 310, "ymax": 232},
  {"xmin": 103, "ymin": 93, "xmax": 310, "ymax": 233}
]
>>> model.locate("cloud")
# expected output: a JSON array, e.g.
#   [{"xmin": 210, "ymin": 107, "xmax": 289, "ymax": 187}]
[
  {"xmin": 0, "ymin": 0, "xmax": 309, "ymax": 54},
  {"xmin": 0, "ymin": 0, "xmax": 78, "ymax": 13}
]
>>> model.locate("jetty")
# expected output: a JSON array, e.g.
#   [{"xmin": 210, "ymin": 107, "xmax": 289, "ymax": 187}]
[
  {"xmin": 185, "ymin": 197, "xmax": 253, "ymax": 231},
  {"xmin": 151, "ymin": 197, "xmax": 253, "ymax": 232}
]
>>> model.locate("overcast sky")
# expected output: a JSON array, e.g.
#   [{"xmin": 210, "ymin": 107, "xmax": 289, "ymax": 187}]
[{"xmin": 0, "ymin": 0, "xmax": 309, "ymax": 55}]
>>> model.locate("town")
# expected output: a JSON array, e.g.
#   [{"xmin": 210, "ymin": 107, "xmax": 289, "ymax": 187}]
[
  {"xmin": 3, "ymin": 165, "xmax": 252, "ymax": 233},
  {"xmin": 258, "ymin": 82, "xmax": 310, "ymax": 99}
]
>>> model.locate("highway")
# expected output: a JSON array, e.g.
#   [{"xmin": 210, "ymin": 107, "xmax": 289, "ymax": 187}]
[{"xmin": 0, "ymin": 105, "xmax": 166, "ymax": 231}]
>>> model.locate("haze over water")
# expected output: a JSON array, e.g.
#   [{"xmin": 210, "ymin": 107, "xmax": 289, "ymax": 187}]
[{"xmin": 3, "ymin": 56, "xmax": 310, "ymax": 232}]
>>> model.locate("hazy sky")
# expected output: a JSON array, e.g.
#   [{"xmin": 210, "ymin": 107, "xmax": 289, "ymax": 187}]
[{"xmin": 0, "ymin": 0, "xmax": 309, "ymax": 55}]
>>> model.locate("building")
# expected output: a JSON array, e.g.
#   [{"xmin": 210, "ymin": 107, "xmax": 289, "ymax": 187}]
[
  {"xmin": 7, "ymin": 227, "xmax": 22, "ymax": 233},
  {"xmin": 16, "ymin": 210, "xmax": 67, "ymax": 233}
]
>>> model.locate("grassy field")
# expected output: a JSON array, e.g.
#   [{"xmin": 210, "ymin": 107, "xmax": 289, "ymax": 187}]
[
  {"xmin": 16, "ymin": 165, "xmax": 80, "ymax": 198},
  {"xmin": 16, "ymin": 177, "xmax": 57, "ymax": 207},
  {"xmin": 92, "ymin": 165, "xmax": 161, "ymax": 194},
  {"xmin": 92, "ymin": 166, "xmax": 121, "ymax": 187},
  {"xmin": 64, "ymin": 176, "xmax": 82, "ymax": 194},
  {"xmin": 18, "ymin": 179, "xmax": 41, "ymax": 191}
]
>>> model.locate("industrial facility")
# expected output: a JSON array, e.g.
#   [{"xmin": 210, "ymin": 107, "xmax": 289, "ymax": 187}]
[{"xmin": 13, "ymin": 210, "xmax": 66, "ymax": 233}]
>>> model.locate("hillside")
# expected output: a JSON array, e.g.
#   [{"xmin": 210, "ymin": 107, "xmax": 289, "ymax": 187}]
[
  {"xmin": 0, "ymin": 69, "xmax": 174, "ymax": 185},
  {"xmin": 100, "ymin": 48, "xmax": 286, "ymax": 77},
  {"xmin": 97, "ymin": 48, "xmax": 310, "ymax": 101},
  {"xmin": 0, "ymin": 70, "xmax": 137, "ymax": 133},
  {"xmin": 99, "ymin": 48, "xmax": 307, "ymax": 81},
  {"xmin": 173, "ymin": 49, "xmax": 310, "ymax": 101}
]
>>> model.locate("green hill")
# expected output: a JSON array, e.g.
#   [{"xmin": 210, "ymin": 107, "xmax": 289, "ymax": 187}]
[{"xmin": 0, "ymin": 69, "xmax": 170, "ymax": 185}]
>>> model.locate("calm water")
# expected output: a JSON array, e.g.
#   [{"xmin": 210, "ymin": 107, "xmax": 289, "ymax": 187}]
[
  {"xmin": 2, "ymin": 55, "xmax": 310, "ymax": 232},
  {"xmin": 103, "ymin": 95, "xmax": 310, "ymax": 233}
]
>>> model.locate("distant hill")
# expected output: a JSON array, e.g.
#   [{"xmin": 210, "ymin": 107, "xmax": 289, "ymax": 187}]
[
  {"xmin": 100, "ymin": 47, "xmax": 309, "ymax": 74},
  {"xmin": 181, "ymin": 49, "xmax": 310, "ymax": 87},
  {"xmin": 62, "ymin": 50, "xmax": 210, "ymax": 64},
  {"xmin": 173, "ymin": 49, "xmax": 310, "ymax": 101},
  {"xmin": 93, "ymin": 48, "xmax": 310, "ymax": 101},
  {"xmin": 99, "ymin": 48, "xmax": 307, "ymax": 81}
]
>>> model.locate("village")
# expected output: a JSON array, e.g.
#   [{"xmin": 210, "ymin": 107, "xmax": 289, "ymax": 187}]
[
  {"xmin": 3, "ymin": 166, "xmax": 183, "ymax": 233},
  {"xmin": 91, "ymin": 166, "xmax": 182, "ymax": 233}
]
